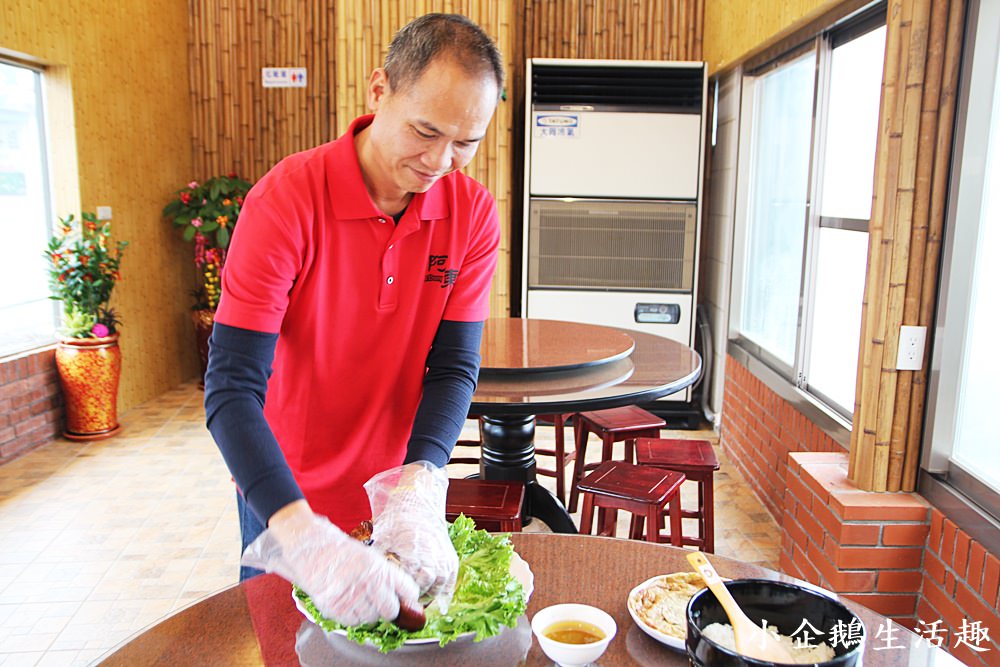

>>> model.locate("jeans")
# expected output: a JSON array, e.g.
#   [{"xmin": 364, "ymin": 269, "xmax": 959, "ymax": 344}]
[{"xmin": 237, "ymin": 492, "xmax": 266, "ymax": 582}]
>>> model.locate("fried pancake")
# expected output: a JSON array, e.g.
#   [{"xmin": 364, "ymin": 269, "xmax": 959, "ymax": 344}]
[{"xmin": 628, "ymin": 572, "xmax": 706, "ymax": 638}]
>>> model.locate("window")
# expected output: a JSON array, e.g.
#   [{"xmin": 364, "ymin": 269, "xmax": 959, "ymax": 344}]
[
  {"xmin": 924, "ymin": 0, "xmax": 1000, "ymax": 518},
  {"xmin": 0, "ymin": 60, "xmax": 56, "ymax": 357},
  {"xmin": 731, "ymin": 10, "xmax": 886, "ymax": 419}
]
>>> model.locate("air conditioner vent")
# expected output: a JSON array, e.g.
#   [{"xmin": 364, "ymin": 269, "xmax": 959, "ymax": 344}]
[
  {"xmin": 531, "ymin": 63, "xmax": 703, "ymax": 113},
  {"xmin": 528, "ymin": 198, "xmax": 697, "ymax": 291}
]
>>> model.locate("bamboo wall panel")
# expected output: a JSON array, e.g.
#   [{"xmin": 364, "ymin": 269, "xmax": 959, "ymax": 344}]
[
  {"xmin": 849, "ymin": 0, "xmax": 965, "ymax": 492},
  {"xmin": 1, "ymin": 0, "xmax": 199, "ymax": 413},
  {"xmin": 520, "ymin": 0, "xmax": 703, "ymax": 60},
  {"xmin": 702, "ymin": 0, "xmax": 840, "ymax": 73},
  {"xmin": 189, "ymin": 0, "xmax": 338, "ymax": 182}
]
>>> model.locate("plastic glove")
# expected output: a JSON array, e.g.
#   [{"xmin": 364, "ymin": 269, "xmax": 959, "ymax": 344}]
[
  {"xmin": 240, "ymin": 505, "xmax": 420, "ymax": 627},
  {"xmin": 365, "ymin": 461, "xmax": 459, "ymax": 611}
]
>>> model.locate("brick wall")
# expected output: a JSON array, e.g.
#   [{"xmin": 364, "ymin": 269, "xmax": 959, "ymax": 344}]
[
  {"xmin": 782, "ymin": 452, "xmax": 929, "ymax": 626},
  {"xmin": 720, "ymin": 354, "xmax": 844, "ymax": 518},
  {"xmin": 722, "ymin": 355, "xmax": 1000, "ymax": 665},
  {"xmin": 921, "ymin": 509, "xmax": 1000, "ymax": 666},
  {"xmin": 0, "ymin": 347, "xmax": 63, "ymax": 463}
]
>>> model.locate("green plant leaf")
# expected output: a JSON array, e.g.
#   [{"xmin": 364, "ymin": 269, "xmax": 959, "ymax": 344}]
[
  {"xmin": 182, "ymin": 225, "xmax": 197, "ymax": 241},
  {"xmin": 218, "ymin": 225, "xmax": 230, "ymax": 247}
]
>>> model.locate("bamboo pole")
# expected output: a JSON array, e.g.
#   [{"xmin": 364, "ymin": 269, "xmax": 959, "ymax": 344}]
[
  {"xmin": 901, "ymin": 0, "xmax": 965, "ymax": 491},
  {"xmin": 888, "ymin": 0, "xmax": 945, "ymax": 490},
  {"xmin": 875, "ymin": 0, "xmax": 931, "ymax": 490},
  {"xmin": 865, "ymin": 0, "xmax": 914, "ymax": 491},
  {"xmin": 850, "ymin": 0, "xmax": 905, "ymax": 488}
]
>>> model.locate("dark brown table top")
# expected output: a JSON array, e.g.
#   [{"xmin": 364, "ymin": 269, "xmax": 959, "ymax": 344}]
[
  {"xmin": 97, "ymin": 534, "xmax": 961, "ymax": 666},
  {"xmin": 472, "ymin": 319, "xmax": 702, "ymax": 415},
  {"xmin": 480, "ymin": 318, "xmax": 635, "ymax": 372}
]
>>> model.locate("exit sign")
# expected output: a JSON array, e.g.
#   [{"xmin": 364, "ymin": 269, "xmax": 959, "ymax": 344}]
[{"xmin": 262, "ymin": 67, "xmax": 307, "ymax": 88}]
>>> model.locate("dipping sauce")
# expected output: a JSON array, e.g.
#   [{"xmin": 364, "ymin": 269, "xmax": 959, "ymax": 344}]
[{"xmin": 543, "ymin": 620, "xmax": 606, "ymax": 644}]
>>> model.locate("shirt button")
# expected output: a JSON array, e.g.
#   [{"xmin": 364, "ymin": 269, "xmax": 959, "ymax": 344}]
[
  {"xmin": 387, "ymin": 276, "xmax": 394, "ymax": 285},
  {"xmin": 388, "ymin": 244, "xmax": 394, "ymax": 250},
  {"xmin": 378, "ymin": 217, "xmax": 387, "ymax": 224}
]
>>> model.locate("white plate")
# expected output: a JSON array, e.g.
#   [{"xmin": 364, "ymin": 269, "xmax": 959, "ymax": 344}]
[
  {"xmin": 293, "ymin": 551, "xmax": 534, "ymax": 647},
  {"xmin": 626, "ymin": 575, "xmax": 687, "ymax": 652}
]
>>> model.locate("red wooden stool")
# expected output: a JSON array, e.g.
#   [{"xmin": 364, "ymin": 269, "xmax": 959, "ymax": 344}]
[
  {"xmin": 568, "ymin": 405, "xmax": 666, "ymax": 512},
  {"xmin": 634, "ymin": 437, "xmax": 721, "ymax": 552},
  {"xmin": 445, "ymin": 478, "xmax": 525, "ymax": 532},
  {"xmin": 576, "ymin": 460, "xmax": 686, "ymax": 545},
  {"xmin": 534, "ymin": 414, "xmax": 574, "ymax": 505}
]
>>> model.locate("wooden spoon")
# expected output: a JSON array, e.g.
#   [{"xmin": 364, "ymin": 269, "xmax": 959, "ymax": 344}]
[{"xmin": 687, "ymin": 551, "xmax": 796, "ymax": 664}]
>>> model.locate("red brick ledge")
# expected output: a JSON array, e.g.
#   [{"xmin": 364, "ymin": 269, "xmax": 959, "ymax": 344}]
[{"xmin": 780, "ymin": 451, "xmax": 930, "ymax": 627}]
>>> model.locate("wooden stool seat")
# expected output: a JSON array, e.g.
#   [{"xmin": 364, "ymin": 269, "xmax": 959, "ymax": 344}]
[
  {"xmin": 568, "ymin": 405, "xmax": 666, "ymax": 512},
  {"xmin": 445, "ymin": 478, "xmax": 525, "ymax": 532},
  {"xmin": 635, "ymin": 437, "xmax": 720, "ymax": 552},
  {"xmin": 577, "ymin": 461, "xmax": 685, "ymax": 545},
  {"xmin": 579, "ymin": 405, "xmax": 666, "ymax": 432}
]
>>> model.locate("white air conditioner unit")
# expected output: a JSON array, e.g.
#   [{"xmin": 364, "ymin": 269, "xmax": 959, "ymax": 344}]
[{"xmin": 522, "ymin": 58, "xmax": 707, "ymax": 403}]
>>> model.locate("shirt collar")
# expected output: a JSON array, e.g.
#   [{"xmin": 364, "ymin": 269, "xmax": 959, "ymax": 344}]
[{"xmin": 326, "ymin": 114, "xmax": 450, "ymax": 222}]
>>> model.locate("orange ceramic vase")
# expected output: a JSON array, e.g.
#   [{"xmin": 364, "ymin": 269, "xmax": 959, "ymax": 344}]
[
  {"xmin": 192, "ymin": 309, "xmax": 215, "ymax": 389},
  {"xmin": 55, "ymin": 334, "xmax": 122, "ymax": 440}
]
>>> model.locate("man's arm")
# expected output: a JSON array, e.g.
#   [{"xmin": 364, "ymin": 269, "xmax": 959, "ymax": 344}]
[
  {"xmin": 204, "ymin": 321, "xmax": 304, "ymax": 524},
  {"xmin": 404, "ymin": 319, "xmax": 484, "ymax": 466}
]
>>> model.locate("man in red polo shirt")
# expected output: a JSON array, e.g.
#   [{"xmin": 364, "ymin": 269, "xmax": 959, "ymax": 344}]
[{"xmin": 204, "ymin": 14, "xmax": 503, "ymax": 628}]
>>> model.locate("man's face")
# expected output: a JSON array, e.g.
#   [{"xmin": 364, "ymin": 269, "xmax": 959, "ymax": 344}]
[{"xmin": 365, "ymin": 57, "xmax": 498, "ymax": 197}]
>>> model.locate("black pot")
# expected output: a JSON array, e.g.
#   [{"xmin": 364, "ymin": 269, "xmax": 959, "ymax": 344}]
[{"xmin": 686, "ymin": 579, "xmax": 865, "ymax": 666}]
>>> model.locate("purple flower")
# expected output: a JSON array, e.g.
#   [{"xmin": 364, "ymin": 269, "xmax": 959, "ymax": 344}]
[
  {"xmin": 191, "ymin": 217, "xmax": 203, "ymax": 228},
  {"xmin": 91, "ymin": 323, "xmax": 109, "ymax": 338}
]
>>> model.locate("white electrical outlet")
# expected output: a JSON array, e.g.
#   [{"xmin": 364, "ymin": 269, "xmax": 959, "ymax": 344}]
[
  {"xmin": 896, "ymin": 325, "xmax": 927, "ymax": 371},
  {"xmin": 96, "ymin": 206, "xmax": 112, "ymax": 220}
]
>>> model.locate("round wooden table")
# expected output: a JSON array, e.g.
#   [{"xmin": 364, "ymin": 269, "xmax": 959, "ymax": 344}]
[
  {"xmin": 471, "ymin": 318, "xmax": 702, "ymax": 532},
  {"xmin": 96, "ymin": 534, "xmax": 961, "ymax": 666}
]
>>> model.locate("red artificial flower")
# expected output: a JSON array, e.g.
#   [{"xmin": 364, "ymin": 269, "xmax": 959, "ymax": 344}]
[{"xmin": 180, "ymin": 192, "xmax": 192, "ymax": 204}]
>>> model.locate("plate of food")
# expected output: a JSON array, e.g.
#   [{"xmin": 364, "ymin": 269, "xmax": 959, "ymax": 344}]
[
  {"xmin": 293, "ymin": 514, "xmax": 533, "ymax": 652},
  {"xmin": 626, "ymin": 571, "xmax": 709, "ymax": 651}
]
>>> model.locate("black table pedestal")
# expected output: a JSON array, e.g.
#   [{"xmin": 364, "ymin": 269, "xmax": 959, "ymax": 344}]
[{"xmin": 479, "ymin": 414, "xmax": 577, "ymax": 534}]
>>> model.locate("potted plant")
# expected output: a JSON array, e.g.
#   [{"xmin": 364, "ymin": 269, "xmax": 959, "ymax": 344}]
[
  {"xmin": 44, "ymin": 212, "xmax": 128, "ymax": 440},
  {"xmin": 162, "ymin": 174, "xmax": 253, "ymax": 386}
]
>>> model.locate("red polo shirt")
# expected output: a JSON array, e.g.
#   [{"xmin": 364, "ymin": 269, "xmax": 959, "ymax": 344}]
[{"xmin": 215, "ymin": 114, "xmax": 500, "ymax": 530}]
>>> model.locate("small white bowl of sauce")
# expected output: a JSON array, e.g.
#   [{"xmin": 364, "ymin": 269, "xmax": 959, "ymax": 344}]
[{"xmin": 531, "ymin": 603, "xmax": 617, "ymax": 666}]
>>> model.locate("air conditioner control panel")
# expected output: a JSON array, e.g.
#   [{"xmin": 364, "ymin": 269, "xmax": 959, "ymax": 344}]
[{"xmin": 634, "ymin": 302, "xmax": 681, "ymax": 324}]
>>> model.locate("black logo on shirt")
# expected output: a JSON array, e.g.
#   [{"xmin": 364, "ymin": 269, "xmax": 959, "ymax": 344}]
[{"xmin": 425, "ymin": 254, "xmax": 458, "ymax": 288}]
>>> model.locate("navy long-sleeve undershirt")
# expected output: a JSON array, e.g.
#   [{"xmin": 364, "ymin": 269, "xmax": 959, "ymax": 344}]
[{"xmin": 204, "ymin": 319, "xmax": 483, "ymax": 524}]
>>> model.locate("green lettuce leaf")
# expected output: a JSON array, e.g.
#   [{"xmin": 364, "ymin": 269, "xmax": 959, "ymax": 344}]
[{"xmin": 293, "ymin": 514, "xmax": 527, "ymax": 652}]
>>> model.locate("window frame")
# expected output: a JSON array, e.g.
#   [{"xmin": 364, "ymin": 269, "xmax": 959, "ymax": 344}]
[
  {"xmin": 921, "ymin": 0, "xmax": 1000, "ymax": 535},
  {"xmin": 729, "ymin": 5, "xmax": 886, "ymax": 423},
  {"xmin": 0, "ymin": 56, "xmax": 58, "ymax": 358}
]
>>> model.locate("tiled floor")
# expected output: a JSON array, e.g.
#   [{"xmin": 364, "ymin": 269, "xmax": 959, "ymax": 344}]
[{"xmin": 0, "ymin": 382, "xmax": 780, "ymax": 666}]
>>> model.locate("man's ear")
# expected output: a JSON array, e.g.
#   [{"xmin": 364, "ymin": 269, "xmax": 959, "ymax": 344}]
[{"xmin": 367, "ymin": 68, "xmax": 390, "ymax": 111}]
